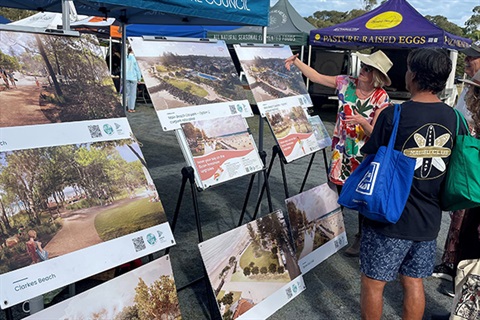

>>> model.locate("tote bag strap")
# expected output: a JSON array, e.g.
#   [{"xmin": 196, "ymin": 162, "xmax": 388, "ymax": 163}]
[
  {"xmin": 386, "ymin": 104, "xmax": 402, "ymax": 152},
  {"xmin": 453, "ymin": 108, "xmax": 468, "ymax": 137}
]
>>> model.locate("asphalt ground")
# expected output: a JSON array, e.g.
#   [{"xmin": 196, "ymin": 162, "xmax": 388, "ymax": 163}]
[
  {"xmin": 2, "ymin": 102, "xmax": 454, "ymax": 320},
  {"xmin": 126, "ymin": 103, "xmax": 454, "ymax": 320}
]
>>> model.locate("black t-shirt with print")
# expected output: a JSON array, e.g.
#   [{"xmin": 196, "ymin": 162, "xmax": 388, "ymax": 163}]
[{"xmin": 361, "ymin": 101, "xmax": 468, "ymax": 241}]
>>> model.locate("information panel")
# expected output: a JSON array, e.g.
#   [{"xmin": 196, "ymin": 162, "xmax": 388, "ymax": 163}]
[
  {"xmin": 0, "ymin": 30, "xmax": 174, "ymax": 308},
  {"xmin": 199, "ymin": 210, "xmax": 305, "ymax": 319}
]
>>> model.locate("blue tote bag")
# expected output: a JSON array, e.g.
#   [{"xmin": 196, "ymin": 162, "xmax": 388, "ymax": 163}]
[{"xmin": 338, "ymin": 104, "xmax": 416, "ymax": 223}]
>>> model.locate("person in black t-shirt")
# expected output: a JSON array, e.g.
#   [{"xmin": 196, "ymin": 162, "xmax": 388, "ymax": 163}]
[{"xmin": 358, "ymin": 49, "xmax": 468, "ymax": 319}]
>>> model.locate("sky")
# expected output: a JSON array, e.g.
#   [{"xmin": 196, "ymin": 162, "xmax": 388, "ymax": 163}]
[
  {"xmin": 277, "ymin": 0, "xmax": 479, "ymax": 28},
  {"xmin": 129, "ymin": 37, "xmax": 230, "ymax": 57}
]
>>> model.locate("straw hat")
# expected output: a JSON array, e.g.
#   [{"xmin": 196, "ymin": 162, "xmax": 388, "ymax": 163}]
[
  {"xmin": 354, "ymin": 50, "xmax": 393, "ymax": 86},
  {"xmin": 459, "ymin": 70, "xmax": 480, "ymax": 88}
]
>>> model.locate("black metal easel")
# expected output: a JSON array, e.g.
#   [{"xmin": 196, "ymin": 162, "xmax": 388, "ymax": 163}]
[
  {"xmin": 299, "ymin": 148, "xmax": 330, "ymax": 193},
  {"xmin": 165, "ymin": 158, "xmax": 273, "ymax": 320},
  {"xmin": 265, "ymin": 145, "xmax": 329, "ymax": 201},
  {"xmin": 164, "ymin": 166, "xmax": 215, "ymax": 318},
  {"xmin": 237, "ymin": 150, "xmax": 274, "ymax": 226},
  {"xmin": 4, "ymin": 308, "xmax": 13, "ymax": 320}
]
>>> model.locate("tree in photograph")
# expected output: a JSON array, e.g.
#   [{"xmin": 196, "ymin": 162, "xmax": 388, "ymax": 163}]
[
  {"xmin": 34, "ymin": 34, "xmax": 63, "ymax": 97},
  {"xmin": 271, "ymin": 246, "xmax": 278, "ymax": 259},
  {"xmin": 7, "ymin": 32, "xmax": 123, "ymax": 121},
  {"xmin": 219, "ymin": 265, "xmax": 230, "ymax": 280},
  {"xmin": 465, "ymin": 6, "xmax": 480, "ymax": 39},
  {"xmin": 0, "ymin": 190, "xmax": 13, "ymax": 232},
  {"xmin": 246, "ymin": 222, "xmax": 259, "ymax": 248},
  {"xmin": 278, "ymin": 266, "xmax": 285, "ymax": 274},
  {"xmin": 252, "ymin": 266, "xmax": 259, "ymax": 275},
  {"xmin": 256, "ymin": 214, "xmax": 273, "ymax": 245},
  {"xmin": 222, "ymin": 292, "xmax": 234, "ymax": 305},
  {"xmin": 134, "ymin": 276, "xmax": 180, "ymax": 320},
  {"xmin": 286, "ymin": 201, "xmax": 308, "ymax": 241},
  {"xmin": 261, "ymin": 239, "xmax": 268, "ymax": 248},
  {"xmin": 0, "ymin": 8, "xmax": 34, "ymax": 21},
  {"xmin": 269, "ymin": 263, "xmax": 277, "ymax": 274},
  {"xmin": 0, "ymin": 51, "xmax": 21, "ymax": 72},
  {"xmin": 257, "ymin": 213, "xmax": 289, "ymax": 252},
  {"xmin": 229, "ymin": 256, "xmax": 236, "ymax": 267},
  {"xmin": 260, "ymin": 266, "xmax": 268, "ymax": 275},
  {"xmin": 114, "ymin": 305, "xmax": 139, "ymax": 320},
  {"xmin": 0, "ymin": 149, "xmax": 46, "ymax": 223},
  {"xmin": 223, "ymin": 309, "xmax": 233, "ymax": 320},
  {"xmin": 243, "ymin": 266, "xmax": 251, "ymax": 276}
]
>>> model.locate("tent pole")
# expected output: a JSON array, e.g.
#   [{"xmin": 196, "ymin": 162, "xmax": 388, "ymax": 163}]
[
  {"xmin": 256, "ymin": 25, "xmax": 268, "ymax": 210},
  {"xmin": 121, "ymin": 21, "xmax": 127, "ymax": 110},
  {"xmin": 258, "ymin": 26, "xmax": 267, "ymax": 153},
  {"xmin": 306, "ymin": 44, "xmax": 312, "ymax": 90},
  {"xmin": 61, "ymin": 0, "xmax": 71, "ymax": 31},
  {"xmin": 445, "ymin": 50, "xmax": 458, "ymax": 107},
  {"xmin": 109, "ymin": 36, "xmax": 113, "ymax": 74}
]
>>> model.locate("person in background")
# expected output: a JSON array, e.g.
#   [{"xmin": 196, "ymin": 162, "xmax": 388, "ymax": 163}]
[
  {"xmin": 432, "ymin": 68, "xmax": 480, "ymax": 320},
  {"xmin": 359, "ymin": 48, "xmax": 467, "ymax": 319},
  {"xmin": 285, "ymin": 50, "xmax": 392, "ymax": 256},
  {"xmin": 26, "ymin": 230, "xmax": 48, "ymax": 264},
  {"xmin": 1, "ymin": 68, "xmax": 10, "ymax": 89},
  {"xmin": 125, "ymin": 47, "xmax": 142, "ymax": 113},
  {"xmin": 432, "ymin": 41, "xmax": 480, "ymax": 293},
  {"xmin": 7, "ymin": 71, "xmax": 16, "ymax": 89}
]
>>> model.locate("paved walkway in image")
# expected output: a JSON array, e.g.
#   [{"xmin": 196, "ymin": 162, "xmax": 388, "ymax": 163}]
[
  {"xmin": 0, "ymin": 83, "xmax": 50, "ymax": 127},
  {"xmin": 44, "ymin": 198, "xmax": 132, "ymax": 257}
]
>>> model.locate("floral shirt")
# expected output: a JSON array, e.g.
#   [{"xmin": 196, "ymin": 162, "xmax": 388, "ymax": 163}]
[{"xmin": 329, "ymin": 75, "xmax": 389, "ymax": 185}]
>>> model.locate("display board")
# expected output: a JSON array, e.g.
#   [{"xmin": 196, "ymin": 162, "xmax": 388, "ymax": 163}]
[
  {"xmin": 0, "ymin": 30, "xmax": 174, "ymax": 309},
  {"xmin": 176, "ymin": 114, "xmax": 263, "ymax": 189},
  {"xmin": 233, "ymin": 44, "xmax": 312, "ymax": 117},
  {"xmin": 24, "ymin": 255, "xmax": 181, "ymax": 319},
  {"xmin": 285, "ymin": 183, "xmax": 347, "ymax": 274},
  {"xmin": 308, "ymin": 115, "xmax": 332, "ymax": 150},
  {"xmin": 199, "ymin": 210, "xmax": 305, "ymax": 320},
  {"xmin": 130, "ymin": 37, "xmax": 253, "ymax": 131},
  {"xmin": 265, "ymin": 105, "xmax": 320, "ymax": 163}
]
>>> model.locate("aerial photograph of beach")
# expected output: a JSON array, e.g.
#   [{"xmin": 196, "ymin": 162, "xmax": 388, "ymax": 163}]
[
  {"xmin": 286, "ymin": 183, "xmax": 346, "ymax": 272},
  {"xmin": 199, "ymin": 210, "xmax": 301, "ymax": 319},
  {"xmin": 130, "ymin": 38, "xmax": 246, "ymax": 111},
  {"xmin": 234, "ymin": 45, "xmax": 308, "ymax": 103}
]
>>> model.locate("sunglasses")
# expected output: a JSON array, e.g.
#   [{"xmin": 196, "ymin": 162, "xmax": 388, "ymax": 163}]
[{"xmin": 361, "ymin": 63, "xmax": 374, "ymax": 73}]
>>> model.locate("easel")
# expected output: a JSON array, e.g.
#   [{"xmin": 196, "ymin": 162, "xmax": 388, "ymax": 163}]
[
  {"xmin": 165, "ymin": 150, "xmax": 272, "ymax": 319},
  {"xmin": 265, "ymin": 144, "xmax": 330, "ymax": 200},
  {"xmin": 166, "ymin": 150, "xmax": 273, "ymax": 251}
]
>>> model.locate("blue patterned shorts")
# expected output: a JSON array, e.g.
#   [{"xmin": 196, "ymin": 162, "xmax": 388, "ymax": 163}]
[{"xmin": 360, "ymin": 225, "xmax": 436, "ymax": 282}]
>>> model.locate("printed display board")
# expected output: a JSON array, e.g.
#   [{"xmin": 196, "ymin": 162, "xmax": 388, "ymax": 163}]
[
  {"xmin": 285, "ymin": 183, "xmax": 347, "ymax": 274},
  {"xmin": 265, "ymin": 104, "xmax": 320, "ymax": 163},
  {"xmin": 176, "ymin": 114, "xmax": 263, "ymax": 189},
  {"xmin": 0, "ymin": 30, "xmax": 174, "ymax": 308},
  {"xmin": 233, "ymin": 44, "xmax": 312, "ymax": 117},
  {"xmin": 308, "ymin": 115, "xmax": 332, "ymax": 150},
  {"xmin": 199, "ymin": 210, "xmax": 305, "ymax": 320},
  {"xmin": 130, "ymin": 37, "xmax": 253, "ymax": 131},
  {"xmin": 25, "ymin": 255, "xmax": 181, "ymax": 319}
]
